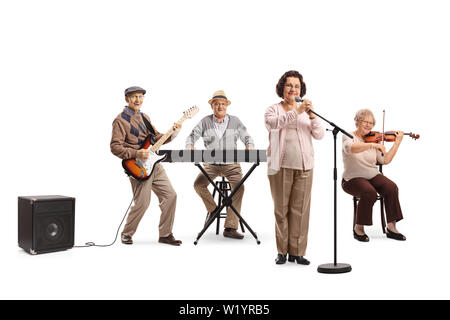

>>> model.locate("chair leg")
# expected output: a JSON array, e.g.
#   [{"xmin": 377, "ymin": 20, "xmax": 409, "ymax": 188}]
[
  {"xmin": 380, "ymin": 197, "xmax": 386, "ymax": 234},
  {"xmin": 353, "ymin": 197, "xmax": 358, "ymax": 231},
  {"xmin": 216, "ymin": 192, "xmax": 222, "ymax": 235}
]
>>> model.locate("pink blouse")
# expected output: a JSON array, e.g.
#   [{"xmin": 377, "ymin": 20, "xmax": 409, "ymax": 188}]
[{"xmin": 264, "ymin": 103, "xmax": 325, "ymax": 174}]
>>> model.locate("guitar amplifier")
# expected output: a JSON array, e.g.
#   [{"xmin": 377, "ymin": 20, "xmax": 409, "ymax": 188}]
[{"xmin": 18, "ymin": 195, "xmax": 75, "ymax": 255}]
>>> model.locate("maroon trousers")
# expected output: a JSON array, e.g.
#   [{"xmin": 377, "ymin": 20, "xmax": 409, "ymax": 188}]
[{"xmin": 342, "ymin": 174, "xmax": 403, "ymax": 226}]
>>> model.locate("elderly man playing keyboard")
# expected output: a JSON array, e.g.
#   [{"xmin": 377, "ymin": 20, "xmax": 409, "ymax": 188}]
[{"xmin": 186, "ymin": 90, "xmax": 254, "ymax": 239}]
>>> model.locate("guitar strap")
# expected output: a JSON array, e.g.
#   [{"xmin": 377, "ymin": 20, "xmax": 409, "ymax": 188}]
[
  {"xmin": 141, "ymin": 114, "xmax": 156, "ymax": 135},
  {"xmin": 141, "ymin": 113, "xmax": 161, "ymax": 145},
  {"xmin": 141, "ymin": 114, "xmax": 157, "ymax": 145}
]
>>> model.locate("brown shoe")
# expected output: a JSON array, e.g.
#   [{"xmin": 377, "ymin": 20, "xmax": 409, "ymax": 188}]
[
  {"xmin": 121, "ymin": 234, "xmax": 133, "ymax": 245},
  {"xmin": 158, "ymin": 234, "xmax": 182, "ymax": 246},
  {"xmin": 223, "ymin": 228, "xmax": 244, "ymax": 240}
]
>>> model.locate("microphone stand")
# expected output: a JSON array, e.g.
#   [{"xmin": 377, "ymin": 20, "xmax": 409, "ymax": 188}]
[{"xmin": 308, "ymin": 108, "xmax": 353, "ymax": 274}]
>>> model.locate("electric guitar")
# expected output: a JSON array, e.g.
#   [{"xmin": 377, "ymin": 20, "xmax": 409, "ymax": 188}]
[{"xmin": 122, "ymin": 106, "xmax": 199, "ymax": 180}]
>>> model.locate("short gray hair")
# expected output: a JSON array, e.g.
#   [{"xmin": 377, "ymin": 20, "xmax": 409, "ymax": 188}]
[{"xmin": 354, "ymin": 109, "xmax": 375, "ymax": 127}]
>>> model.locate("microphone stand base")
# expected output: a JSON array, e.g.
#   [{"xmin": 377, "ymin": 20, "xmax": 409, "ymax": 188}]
[{"xmin": 317, "ymin": 263, "xmax": 352, "ymax": 274}]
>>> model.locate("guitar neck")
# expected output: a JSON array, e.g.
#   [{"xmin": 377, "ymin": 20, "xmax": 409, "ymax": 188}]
[{"xmin": 150, "ymin": 115, "xmax": 186, "ymax": 152}]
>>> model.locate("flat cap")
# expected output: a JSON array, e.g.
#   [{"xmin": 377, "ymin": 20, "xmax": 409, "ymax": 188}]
[{"xmin": 124, "ymin": 86, "xmax": 146, "ymax": 96}]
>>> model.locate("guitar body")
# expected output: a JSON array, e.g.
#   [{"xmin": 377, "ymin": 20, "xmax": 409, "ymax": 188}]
[
  {"xmin": 119, "ymin": 105, "xmax": 199, "ymax": 180},
  {"xmin": 122, "ymin": 135, "xmax": 167, "ymax": 180}
]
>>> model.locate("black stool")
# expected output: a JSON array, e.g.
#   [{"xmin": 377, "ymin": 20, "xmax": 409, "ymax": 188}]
[
  {"xmin": 352, "ymin": 165, "xmax": 387, "ymax": 234},
  {"xmin": 209, "ymin": 176, "xmax": 245, "ymax": 235}
]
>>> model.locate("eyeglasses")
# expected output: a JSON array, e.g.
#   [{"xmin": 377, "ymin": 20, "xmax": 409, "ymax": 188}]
[
  {"xmin": 361, "ymin": 120, "xmax": 374, "ymax": 126},
  {"xmin": 129, "ymin": 95, "xmax": 145, "ymax": 100},
  {"xmin": 285, "ymin": 84, "xmax": 301, "ymax": 89},
  {"xmin": 212, "ymin": 102, "xmax": 228, "ymax": 107}
]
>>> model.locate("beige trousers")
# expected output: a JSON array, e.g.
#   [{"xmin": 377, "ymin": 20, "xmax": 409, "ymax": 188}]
[
  {"xmin": 193, "ymin": 163, "xmax": 244, "ymax": 229},
  {"xmin": 268, "ymin": 168, "xmax": 313, "ymax": 256},
  {"xmin": 122, "ymin": 163, "xmax": 177, "ymax": 238}
]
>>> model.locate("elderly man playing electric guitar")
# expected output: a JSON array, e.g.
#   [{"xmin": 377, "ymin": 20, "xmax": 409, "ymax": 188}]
[{"xmin": 110, "ymin": 86, "xmax": 183, "ymax": 246}]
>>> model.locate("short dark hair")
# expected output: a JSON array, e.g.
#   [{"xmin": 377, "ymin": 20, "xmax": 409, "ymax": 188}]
[{"xmin": 276, "ymin": 70, "xmax": 306, "ymax": 98}]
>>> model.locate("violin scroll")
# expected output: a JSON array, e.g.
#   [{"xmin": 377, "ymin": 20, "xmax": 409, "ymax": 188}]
[{"xmin": 408, "ymin": 133, "xmax": 420, "ymax": 140}]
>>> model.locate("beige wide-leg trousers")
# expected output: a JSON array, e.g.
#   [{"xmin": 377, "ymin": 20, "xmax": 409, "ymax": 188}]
[
  {"xmin": 268, "ymin": 168, "xmax": 313, "ymax": 256},
  {"xmin": 122, "ymin": 163, "xmax": 177, "ymax": 238}
]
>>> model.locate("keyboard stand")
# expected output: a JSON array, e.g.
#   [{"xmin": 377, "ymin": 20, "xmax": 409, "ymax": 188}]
[{"xmin": 193, "ymin": 162, "xmax": 261, "ymax": 245}]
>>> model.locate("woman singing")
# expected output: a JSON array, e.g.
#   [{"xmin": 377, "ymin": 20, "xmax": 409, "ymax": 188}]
[
  {"xmin": 265, "ymin": 70, "xmax": 325, "ymax": 265},
  {"xmin": 342, "ymin": 109, "xmax": 406, "ymax": 242}
]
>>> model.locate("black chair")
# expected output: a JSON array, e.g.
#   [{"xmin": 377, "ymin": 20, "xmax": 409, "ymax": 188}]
[
  {"xmin": 209, "ymin": 176, "xmax": 245, "ymax": 235},
  {"xmin": 352, "ymin": 165, "xmax": 386, "ymax": 234}
]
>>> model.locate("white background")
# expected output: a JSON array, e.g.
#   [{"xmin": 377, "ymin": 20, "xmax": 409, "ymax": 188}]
[{"xmin": 0, "ymin": 0, "xmax": 448, "ymax": 300}]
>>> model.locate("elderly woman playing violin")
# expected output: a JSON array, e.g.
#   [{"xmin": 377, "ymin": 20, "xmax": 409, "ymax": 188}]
[{"xmin": 341, "ymin": 109, "xmax": 406, "ymax": 242}]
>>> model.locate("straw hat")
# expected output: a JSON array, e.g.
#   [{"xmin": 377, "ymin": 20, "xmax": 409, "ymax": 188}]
[{"xmin": 208, "ymin": 90, "xmax": 231, "ymax": 105}]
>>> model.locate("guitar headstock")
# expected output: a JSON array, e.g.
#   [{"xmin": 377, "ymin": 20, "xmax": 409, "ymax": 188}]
[{"xmin": 183, "ymin": 105, "xmax": 199, "ymax": 119}]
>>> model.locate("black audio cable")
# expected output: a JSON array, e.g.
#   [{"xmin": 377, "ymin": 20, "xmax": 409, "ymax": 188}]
[{"xmin": 73, "ymin": 193, "xmax": 134, "ymax": 248}]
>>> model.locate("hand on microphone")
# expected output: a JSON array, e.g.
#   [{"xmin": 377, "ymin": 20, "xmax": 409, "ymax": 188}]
[
  {"xmin": 306, "ymin": 102, "xmax": 316, "ymax": 119},
  {"xmin": 295, "ymin": 99, "xmax": 308, "ymax": 114},
  {"xmin": 296, "ymin": 98, "xmax": 316, "ymax": 119}
]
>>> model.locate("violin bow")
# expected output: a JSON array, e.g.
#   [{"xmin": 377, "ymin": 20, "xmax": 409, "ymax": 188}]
[{"xmin": 382, "ymin": 109, "xmax": 385, "ymax": 146}]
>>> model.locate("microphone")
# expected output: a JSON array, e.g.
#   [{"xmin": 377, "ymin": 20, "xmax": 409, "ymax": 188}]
[
  {"xmin": 295, "ymin": 96, "xmax": 353, "ymax": 138},
  {"xmin": 295, "ymin": 96, "xmax": 318, "ymax": 117}
]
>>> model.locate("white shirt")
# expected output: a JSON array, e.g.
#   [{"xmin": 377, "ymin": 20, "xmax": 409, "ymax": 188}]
[{"xmin": 213, "ymin": 114, "xmax": 230, "ymax": 139}]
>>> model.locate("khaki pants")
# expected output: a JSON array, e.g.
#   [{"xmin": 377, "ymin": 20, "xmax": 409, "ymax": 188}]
[
  {"xmin": 122, "ymin": 163, "xmax": 177, "ymax": 238},
  {"xmin": 193, "ymin": 163, "xmax": 244, "ymax": 230},
  {"xmin": 268, "ymin": 168, "xmax": 313, "ymax": 256}
]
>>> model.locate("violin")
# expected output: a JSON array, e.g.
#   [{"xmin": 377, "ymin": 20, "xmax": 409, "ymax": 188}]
[
  {"xmin": 363, "ymin": 131, "xmax": 420, "ymax": 143},
  {"xmin": 363, "ymin": 110, "xmax": 420, "ymax": 143}
]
